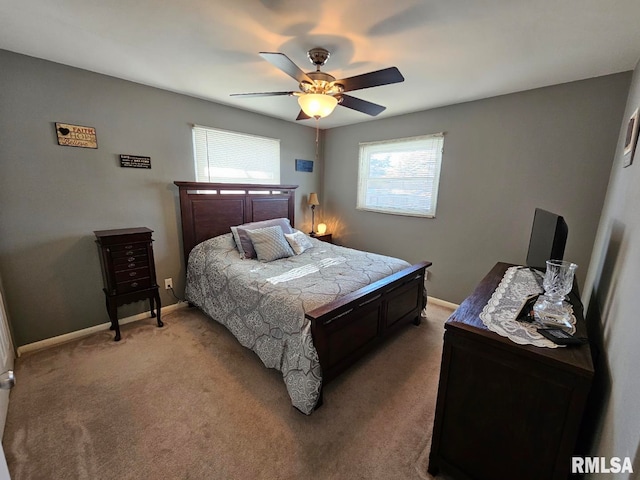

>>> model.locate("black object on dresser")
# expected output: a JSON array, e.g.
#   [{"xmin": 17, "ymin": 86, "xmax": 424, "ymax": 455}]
[
  {"xmin": 428, "ymin": 262, "xmax": 593, "ymax": 480},
  {"xmin": 94, "ymin": 227, "xmax": 163, "ymax": 341}
]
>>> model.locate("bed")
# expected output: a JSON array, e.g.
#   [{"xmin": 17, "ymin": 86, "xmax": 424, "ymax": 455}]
[{"xmin": 175, "ymin": 181, "xmax": 432, "ymax": 414}]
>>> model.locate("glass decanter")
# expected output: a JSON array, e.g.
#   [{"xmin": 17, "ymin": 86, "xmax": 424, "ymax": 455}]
[{"xmin": 533, "ymin": 260, "xmax": 577, "ymax": 329}]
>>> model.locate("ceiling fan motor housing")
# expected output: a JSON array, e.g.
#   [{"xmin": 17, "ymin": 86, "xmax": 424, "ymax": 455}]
[
  {"xmin": 300, "ymin": 70, "xmax": 344, "ymax": 98},
  {"xmin": 307, "ymin": 47, "xmax": 330, "ymax": 67}
]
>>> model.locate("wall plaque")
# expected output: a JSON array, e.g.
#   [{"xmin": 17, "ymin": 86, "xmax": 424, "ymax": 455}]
[
  {"xmin": 120, "ymin": 154, "xmax": 151, "ymax": 169},
  {"xmin": 55, "ymin": 122, "xmax": 97, "ymax": 149},
  {"xmin": 295, "ymin": 159, "xmax": 313, "ymax": 172}
]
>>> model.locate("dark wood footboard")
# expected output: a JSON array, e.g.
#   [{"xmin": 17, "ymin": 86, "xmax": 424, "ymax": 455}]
[{"xmin": 307, "ymin": 260, "xmax": 432, "ymax": 385}]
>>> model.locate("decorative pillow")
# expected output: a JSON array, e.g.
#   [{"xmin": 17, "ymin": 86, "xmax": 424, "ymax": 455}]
[
  {"xmin": 246, "ymin": 226, "xmax": 295, "ymax": 262},
  {"xmin": 285, "ymin": 231, "xmax": 314, "ymax": 255},
  {"xmin": 231, "ymin": 218, "xmax": 294, "ymax": 259}
]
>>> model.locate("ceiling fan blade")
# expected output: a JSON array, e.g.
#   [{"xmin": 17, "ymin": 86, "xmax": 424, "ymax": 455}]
[
  {"xmin": 230, "ymin": 91, "xmax": 295, "ymax": 98},
  {"xmin": 335, "ymin": 67, "xmax": 404, "ymax": 92},
  {"xmin": 259, "ymin": 52, "xmax": 314, "ymax": 84},
  {"xmin": 339, "ymin": 94, "xmax": 386, "ymax": 116},
  {"xmin": 296, "ymin": 110, "xmax": 311, "ymax": 121}
]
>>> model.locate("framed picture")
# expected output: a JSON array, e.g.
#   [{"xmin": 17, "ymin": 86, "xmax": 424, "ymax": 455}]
[
  {"xmin": 295, "ymin": 159, "xmax": 314, "ymax": 172},
  {"xmin": 623, "ymin": 108, "xmax": 639, "ymax": 167}
]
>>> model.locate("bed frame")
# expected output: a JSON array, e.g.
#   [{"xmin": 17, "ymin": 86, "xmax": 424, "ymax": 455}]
[{"xmin": 174, "ymin": 181, "xmax": 432, "ymax": 402}]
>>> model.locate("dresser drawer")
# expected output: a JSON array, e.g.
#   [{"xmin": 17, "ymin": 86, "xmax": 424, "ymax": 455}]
[
  {"xmin": 116, "ymin": 277, "xmax": 151, "ymax": 294},
  {"xmin": 109, "ymin": 241, "xmax": 147, "ymax": 251},
  {"xmin": 111, "ymin": 246, "xmax": 148, "ymax": 259},
  {"xmin": 113, "ymin": 254, "xmax": 149, "ymax": 268},
  {"xmin": 115, "ymin": 266, "xmax": 150, "ymax": 283}
]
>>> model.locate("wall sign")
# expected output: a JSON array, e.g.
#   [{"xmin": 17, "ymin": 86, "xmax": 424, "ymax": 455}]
[
  {"xmin": 295, "ymin": 159, "xmax": 314, "ymax": 172},
  {"xmin": 120, "ymin": 154, "xmax": 151, "ymax": 169},
  {"xmin": 55, "ymin": 122, "xmax": 97, "ymax": 149}
]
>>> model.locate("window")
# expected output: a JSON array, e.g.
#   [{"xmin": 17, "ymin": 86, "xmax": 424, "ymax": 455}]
[
  {"xmin": 357, "ymin": 133, "xmax": 444, "ymax": 218},
  {"xmin": 192, "ymin": 125, "xmax": 280, "ymax": 184}
]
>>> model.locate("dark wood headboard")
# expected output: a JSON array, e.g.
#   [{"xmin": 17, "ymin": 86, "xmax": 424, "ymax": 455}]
[{"xmin": 174, "ymin": 182, "xmax": 298, "ymax": 265}]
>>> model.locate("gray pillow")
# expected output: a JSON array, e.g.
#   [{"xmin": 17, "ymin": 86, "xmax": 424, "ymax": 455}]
[
  {"xmin": 231, "ymin": 218, "xmax": 294, "ymax": 259},
  {"xmin": 246, "ymin": 226, "xmax": 295, "ymax": 262}
]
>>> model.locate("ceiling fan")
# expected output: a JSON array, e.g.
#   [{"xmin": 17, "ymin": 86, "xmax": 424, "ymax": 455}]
[{"xmin": 230, "ymin": 47, "xmax": 404, "ymax": 120}]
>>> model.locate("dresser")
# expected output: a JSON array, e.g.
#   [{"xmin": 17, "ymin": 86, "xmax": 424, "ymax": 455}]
[
  {"xmin": 428, "ymin": 262, "xmax": 593, "ymax": 480},
  {"xmin": 94, "ymin": 227, "xmax": 163, "ymax": 341}
]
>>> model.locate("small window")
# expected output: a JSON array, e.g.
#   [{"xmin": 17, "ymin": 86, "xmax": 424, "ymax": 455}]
[
  {"xmin": 192, "ymin": 125, "xmax": 280, "ymax": 184},
  {"xmin": 357, "ymin": 133, "xmax": 444, "ymax": 218}
]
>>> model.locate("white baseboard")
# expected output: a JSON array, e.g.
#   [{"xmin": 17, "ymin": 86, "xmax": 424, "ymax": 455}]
[
  {"xmin": 18, "ymin": 297, "xmax": 456, "ymax": 357},
  {"xmin": 427, "ymin": 296, "xmax": 459, "ymax": 310},
  {"xmin": 17, "ymin": 302, "xmax": 188, "ymax": 357}
]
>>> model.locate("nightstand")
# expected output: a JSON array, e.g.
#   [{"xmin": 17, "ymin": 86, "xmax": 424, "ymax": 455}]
[
  {"xmin": 312, "ymin": 233, "xmax": 332, "ymax": 243},
  {"xmin": 94, "ymin": 227, "xmax": 163, "ymax": 341}
]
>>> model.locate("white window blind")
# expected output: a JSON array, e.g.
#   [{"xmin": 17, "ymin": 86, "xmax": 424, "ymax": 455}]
[
  {"xmin": 192, "ymin": 125, "xmax": 280, "ymax": 184},
  {"xmin": 357, "ymin": 133, "xmax": 444, "ymax": 218}
]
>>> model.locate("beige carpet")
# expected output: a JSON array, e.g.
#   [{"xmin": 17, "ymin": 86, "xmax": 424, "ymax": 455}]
[{"xmin": 3, "ymin": 302, "xmax": 453, "ymax": 480}]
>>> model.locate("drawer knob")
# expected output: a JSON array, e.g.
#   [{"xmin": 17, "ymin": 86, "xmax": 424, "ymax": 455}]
[
  {"xmin": 131, "ymin": 282, "xmax": 139, "ymax": 288},
  {"xmin": 128, "ymin": 257, "xmax": 135, "ymax": 262},
  {"xmin": 129, "ymin": 272, "xmax": 137, "ymax": 277},
  {"xmin": 125, "ymin": 245, "xmax": 133, "ymax": 249},
  {"xmin": 125, "ymin": 250, "xmax": 134, "ymax": 255},
  {"xmin": 128, "ymin": 263, "xmax": 136, "ymax": 268}
]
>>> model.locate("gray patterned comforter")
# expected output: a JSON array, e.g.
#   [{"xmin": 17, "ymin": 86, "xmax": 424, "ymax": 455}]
[{"xmin": 185, "ymin": 233, "xmax": 412, "ymax": 414}]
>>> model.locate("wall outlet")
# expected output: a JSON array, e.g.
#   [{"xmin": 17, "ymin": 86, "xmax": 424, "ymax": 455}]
[{"xmin": 164, "ymin": 278, "xmax": 173, "ymax": 290}]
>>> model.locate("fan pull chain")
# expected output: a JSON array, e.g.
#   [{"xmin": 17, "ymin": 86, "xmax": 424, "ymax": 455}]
[{"xmin": 315, "ymin": 117, "xmax": 320, "ymax": 162}]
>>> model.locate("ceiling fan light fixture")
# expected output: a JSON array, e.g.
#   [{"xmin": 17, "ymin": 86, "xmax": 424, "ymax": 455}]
[
  {"xmin": 233, "ymin": 49, "xmax": 403, "ymax": 120},
  {"xmin": 298, "ymin": 94, "xmax": 338, "ymax": 119}
]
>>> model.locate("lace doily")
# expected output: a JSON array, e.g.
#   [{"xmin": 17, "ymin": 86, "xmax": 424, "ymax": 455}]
[{"xmin": 479, "ymin": 266, "xmax": 576, "ymax": 348}]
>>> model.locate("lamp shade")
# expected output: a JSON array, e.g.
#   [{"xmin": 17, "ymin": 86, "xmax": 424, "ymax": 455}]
[
  {"xmin": 298, "ymin": 94, "xmax": 338, "ymax": 119},
  {"xmin": 317, "ymin": 223, "xmax": 327, "ymax": 235},
  {"xmin": 308, "ymin": 192, "xmax": 319, "ymax": 206}
]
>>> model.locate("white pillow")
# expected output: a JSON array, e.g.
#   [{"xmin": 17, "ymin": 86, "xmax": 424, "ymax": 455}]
[
  {"xmin": 285, "ymin": 231, "xmax": 314, "ymax": 255},
  {"xmin": 246, "ymin": 226, "xmax": 295, "ymax": 262}
]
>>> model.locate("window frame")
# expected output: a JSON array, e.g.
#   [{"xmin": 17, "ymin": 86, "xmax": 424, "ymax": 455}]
[{"xmin": 357, "ymin": 132, "xmax": 444, "ymax": 218}]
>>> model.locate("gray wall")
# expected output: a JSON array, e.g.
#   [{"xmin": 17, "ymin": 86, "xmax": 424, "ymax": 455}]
[
  {"xmin": 0, "ymin": 46, "xmax": 632, "ymax": 349},
  {"xmin": 323, "ymin": 74, "xmax": 631, "ymax": 303},
  {"xmin": 582, "ymin": 57, "xmax": 640, "ymax": 478},
  {"xmin": 0, "ymin": 50, "xmax": 320, "ymax": 347}
]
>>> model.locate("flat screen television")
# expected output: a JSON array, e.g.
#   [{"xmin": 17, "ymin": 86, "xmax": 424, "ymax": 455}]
[{"xmin": 526, "ymin": 208, "xmax": 568, "ymax": 271}]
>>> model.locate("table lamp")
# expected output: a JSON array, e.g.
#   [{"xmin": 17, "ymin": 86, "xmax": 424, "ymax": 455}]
[{"xmin": 308, "ymin": 193, "xmax": 319, "ymax": 235}]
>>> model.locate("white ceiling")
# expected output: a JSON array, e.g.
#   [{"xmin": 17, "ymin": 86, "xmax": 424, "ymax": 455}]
[{"xmin": 2, "ymin": 0, "xmax": 640, "ymax": 129}]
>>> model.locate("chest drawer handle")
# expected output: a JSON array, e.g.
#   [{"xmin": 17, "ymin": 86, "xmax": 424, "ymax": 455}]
[
  {"xmin": 131, "ymin": 282, "xmax": 139, "ymax": 288},
  {"xmin": 125, "ymin": 250, "xmax": 134, "ymax": 256},
  {"xmin": 128, "ymin": 263, "xmax": 136, "ymax": 268},
  {"xmin": 125, "ymin": 245, "xmax": 133, "ymax": 249},
  {"xmin": 129, "ymin": 272, "xmax": 137, "ymax": 277},
  {"xmin": 128, "ymin": 257, "xmax": 135, "ymax": 262}
]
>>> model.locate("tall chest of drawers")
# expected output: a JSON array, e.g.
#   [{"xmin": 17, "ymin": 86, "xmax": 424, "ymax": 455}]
[{"xmin": 94, "ymin": 227, "xmax": 163, "ymax": 341}]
